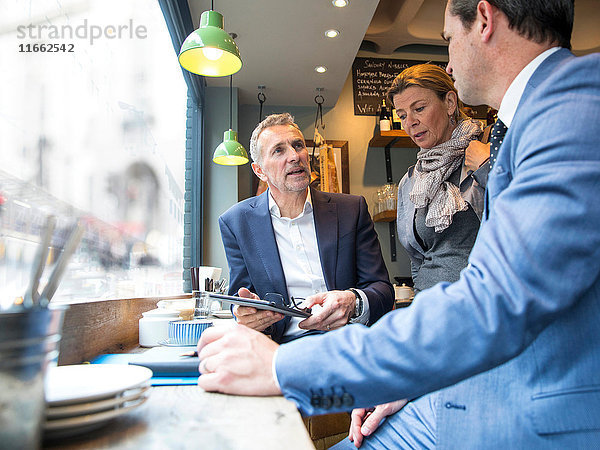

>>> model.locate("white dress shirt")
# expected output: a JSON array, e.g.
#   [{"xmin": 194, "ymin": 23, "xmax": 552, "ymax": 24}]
[{"xmin": 268, "ymin": 189, "xmax": 369, "ymax": 339}]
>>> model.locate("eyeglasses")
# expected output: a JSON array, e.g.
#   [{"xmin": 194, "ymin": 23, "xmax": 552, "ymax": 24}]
[{"xmin": 263, "ymin": 292, "xmax": 312, "ymax": 314}]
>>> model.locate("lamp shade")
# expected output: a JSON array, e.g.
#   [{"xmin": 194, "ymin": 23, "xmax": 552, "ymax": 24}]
[
  {"xmin": 179, "ymin": 10, "xmax": 242, "ymax": 77},
  {"xmin": 213, "ymin": 130, "xmax": 249, "ymax": 165}
]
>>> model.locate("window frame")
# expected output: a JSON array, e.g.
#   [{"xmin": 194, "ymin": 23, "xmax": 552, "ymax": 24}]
[{"xmin": 158, "ymin": 0, "xmax": 205, "ymax": 292}]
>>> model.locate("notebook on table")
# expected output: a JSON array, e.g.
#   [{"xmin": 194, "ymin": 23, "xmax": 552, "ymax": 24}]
[
  {"xmin": 92, "ymin": 347, "xmax": 200, "ymax": 385},
  {"xmin": 127, "ymin": 346, "xmax": 199, "ymax": 376}
]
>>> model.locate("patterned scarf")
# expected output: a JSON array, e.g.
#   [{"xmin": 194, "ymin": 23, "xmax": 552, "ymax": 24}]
[{"xmin": 409, "ymin": 119, "xmax": 483, "ymax": 232}]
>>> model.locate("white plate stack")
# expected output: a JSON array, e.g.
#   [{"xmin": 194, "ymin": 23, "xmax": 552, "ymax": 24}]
[{"xmin": 44, "ymin": 364, "xmax": 152, "ymax": 439}]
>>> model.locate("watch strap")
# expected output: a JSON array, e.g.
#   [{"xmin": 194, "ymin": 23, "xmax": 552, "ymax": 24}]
[{"xmin": 348, "ymin": 288, "xmax": 363, "ymax": 320}]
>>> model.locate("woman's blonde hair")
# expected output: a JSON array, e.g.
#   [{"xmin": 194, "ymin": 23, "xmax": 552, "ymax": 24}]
[{"xmin": 386, "ymin": 64, "xmax": 467, "ymax": 122}]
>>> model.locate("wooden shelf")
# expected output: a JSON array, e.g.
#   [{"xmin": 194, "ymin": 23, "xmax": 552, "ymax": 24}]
[
  {"xmin": 368, "ymin": 130, "xmax": 417, "ymax": 149},
  {"xmin": 373, "ymin": 209, "xmax": 397, "ymax": 222},
  {"xmin": 369, "ymin": 130, "xmax": 410, "ymax": 262}
]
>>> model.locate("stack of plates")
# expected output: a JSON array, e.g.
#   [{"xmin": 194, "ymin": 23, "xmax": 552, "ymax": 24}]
[{"xmin": 44, "ymin": 364, "xmax": 152, "ymax": 439}]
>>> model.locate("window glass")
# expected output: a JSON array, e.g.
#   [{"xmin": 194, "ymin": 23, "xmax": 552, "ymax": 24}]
[{"xmin": 0, "ymin": 0, "xmax": 187, "ymax": 307}]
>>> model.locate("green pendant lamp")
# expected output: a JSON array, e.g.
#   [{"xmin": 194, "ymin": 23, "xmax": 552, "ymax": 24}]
[
  {"xmin": 178, "ymin": 1, "xmax": 242, "ymax": 77},
  {"xmin": 213, "ymin": 75, "xmax": 249, "ymax": 165},
  {"xmin": 213, "ymin": 130, "xmax": 248, "ymax": 165}
]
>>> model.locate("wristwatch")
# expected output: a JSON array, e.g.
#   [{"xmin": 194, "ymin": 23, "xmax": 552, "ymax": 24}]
[{"xmin": 348, "ymin": 288, "xmax": 363, "ymax": 323}]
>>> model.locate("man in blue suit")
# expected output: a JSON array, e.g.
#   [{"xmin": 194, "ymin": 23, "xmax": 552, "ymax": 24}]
[
  {"xmin": 198, "ymin": 0, "xmax": 600, "ymax": 446},
  {"xmin": 219, "ymin": 113, "xmax": 394, "ymax": 343}
]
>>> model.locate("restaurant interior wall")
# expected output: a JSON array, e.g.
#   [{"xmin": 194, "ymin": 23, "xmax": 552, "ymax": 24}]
[{"xmin": 202, "ymin": 86, "xmax": 241, "ymax": 275}]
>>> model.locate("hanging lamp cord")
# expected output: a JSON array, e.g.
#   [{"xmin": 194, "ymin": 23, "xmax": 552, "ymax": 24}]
[
  {"xmin": 258, "ymin": 91, "xmax": 266, "ymax": 122},
  {"xmin": 312, "ymin": 93, "xmax": 325, "ymax": 158},
  {"xmin": 229, "ymin": 75, "xmax": 233, "ymax": 130},
  {"xmin": 211, "ymin": 0, "xmax": 214, "ymax": 10}
]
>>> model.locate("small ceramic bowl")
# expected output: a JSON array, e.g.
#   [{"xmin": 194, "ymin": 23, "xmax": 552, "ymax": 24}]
[
  {"xmin": 139, "ymin": 308, "xmax": 180, "ymax": 347},
  {"xmin": 168, "ymin": 319, "xmax": 213, "ymax": 346}
]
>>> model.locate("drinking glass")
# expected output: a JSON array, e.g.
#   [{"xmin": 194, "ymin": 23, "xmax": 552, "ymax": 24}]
[{"xmin": 193, "ymin": 291, "xmax": 211, "ymax": 318}]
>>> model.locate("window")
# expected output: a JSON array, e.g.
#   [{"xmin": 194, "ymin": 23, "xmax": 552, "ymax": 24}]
[{"xmin": 0, "ymin": 0, "xmax": 187, "ymax": 306}]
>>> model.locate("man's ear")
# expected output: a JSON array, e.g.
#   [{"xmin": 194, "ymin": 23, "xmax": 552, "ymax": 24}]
[
  {"xmin": 252, "ymin": 162, "xmax": 268, "ymax": 182},
  {"xmin": 476, "ymin": 1, "xmax": 497, "ymax": 43}
]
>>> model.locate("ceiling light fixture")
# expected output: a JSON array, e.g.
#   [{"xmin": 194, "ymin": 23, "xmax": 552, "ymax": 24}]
[
  {"xmin": 178, "ymin": 1, "xmax": 242, "ymax": 77},
  {"xmin": 213, "ymin": 75, "xmax": 249, "ymax": 165},
  {"xmin": 325, "ymin": 29, "xmax": 340, "ymax": 38},
  {"xmin": 315, "ymin": 66, "xmax": 328, "ymax": 73},
  {"xmin": 332, "ymin": 0, "xmax": 348, "ymax": 7}
]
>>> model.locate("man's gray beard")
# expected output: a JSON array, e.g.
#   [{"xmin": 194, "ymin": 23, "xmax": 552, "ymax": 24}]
[{"xmin": 284, "ymin": 171, "xmax": 310, "ymax": 192}]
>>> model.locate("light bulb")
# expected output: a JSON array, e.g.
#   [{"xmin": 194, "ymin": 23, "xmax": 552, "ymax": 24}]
[
  {"xmin": 325, "ymin": 29, "xmax": 339, "ymax": 38},
  {"xmin": 202, "ymin": 47, "xmax": 224, "ymax": 61},
  {"xmin": 315, "ymin": 66, "xmax": 327, "ymax": 73},
  {"xmin": 332, "ymin": 0, "xmax": 348, "ymax": 7}
]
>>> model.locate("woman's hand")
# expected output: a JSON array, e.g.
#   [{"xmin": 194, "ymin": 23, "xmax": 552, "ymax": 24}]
[
  {"xmin": 348, "ymin": 399, "xmax": 408, "ymax": 447},
  {"xmin": 464, "ymin": 140, "xmax": 490, "ymax": 173}
]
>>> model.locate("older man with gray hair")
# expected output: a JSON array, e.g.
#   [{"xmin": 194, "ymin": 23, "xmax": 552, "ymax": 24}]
[{"xmin": 218, "ymin": 113, "xmax": 394, "ymax": 344}]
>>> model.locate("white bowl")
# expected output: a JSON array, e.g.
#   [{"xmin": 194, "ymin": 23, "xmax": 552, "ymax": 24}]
[{"xmin": 138, "ymin": 309, "xmax": 180, "ymax": 347}]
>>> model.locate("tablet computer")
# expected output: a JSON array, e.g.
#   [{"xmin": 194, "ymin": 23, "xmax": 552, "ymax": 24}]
[{"xmin": 202, "ymin": 291, "xmax": 311, "ymax": 318}]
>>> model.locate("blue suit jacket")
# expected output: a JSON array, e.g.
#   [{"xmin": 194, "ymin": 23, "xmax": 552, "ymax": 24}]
[
  {"xmin": 218, "ymin": 187, "xmax": 394, "ymax": 343},
  {"xmin": 276, "ymin": 49, "xmax": 600, "ymax": 446}
]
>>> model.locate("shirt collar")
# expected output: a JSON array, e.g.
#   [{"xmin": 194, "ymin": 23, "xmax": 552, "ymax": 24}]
[
  {"xmin": 498, "ymin": 47, "xmax": 560, "ymax": 127},
  {"xmin": 268, "ymin": 188, "xmax": 312, "ymax": 219}
]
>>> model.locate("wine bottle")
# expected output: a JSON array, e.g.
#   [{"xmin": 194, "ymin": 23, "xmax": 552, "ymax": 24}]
[
  {"xmin": 379, "ymin": 98, "xmax": 391, "ymax": 132},
  {"xmin": 392, "ymin": 108, "xmax": 402, "ymax": 130}
]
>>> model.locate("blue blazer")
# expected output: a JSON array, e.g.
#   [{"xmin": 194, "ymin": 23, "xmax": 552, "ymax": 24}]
[
  {"xmin": 276, "ymin": 49, "xmax": 600, "ymax": 446},
  {"xmin": 218, "ymin": 187, "xmax": 394, "ymax": 343}
]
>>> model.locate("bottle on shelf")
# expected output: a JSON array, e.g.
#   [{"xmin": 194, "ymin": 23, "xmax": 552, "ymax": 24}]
[
  {"xmin": 379, "ymin": 98, "xmax": 391, "ymax": 132},
  {"xmin": 391, "ymin": 108, "xmax": 402, "ymax": 130}
]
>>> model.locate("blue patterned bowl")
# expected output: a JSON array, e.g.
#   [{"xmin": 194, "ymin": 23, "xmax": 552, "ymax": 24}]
[{"xmin": 168, "ymin": 319, "xmax": 213, "ymax": 346}]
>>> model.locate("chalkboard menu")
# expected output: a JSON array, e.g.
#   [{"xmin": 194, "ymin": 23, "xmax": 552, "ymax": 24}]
[{"xmin": 351, "ymin": 58, "xmax": 446, "ymax": 116}]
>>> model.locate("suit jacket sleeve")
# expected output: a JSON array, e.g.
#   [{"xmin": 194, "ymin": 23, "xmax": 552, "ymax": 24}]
[
  {"xmin": 218, "ymin": 204, "xmax": 291, "ymax": 340},
  {"xmin": 219, "ymin": 215, "xmax": 254, "ymax": 295},
  {"xmin": 275, "ymin": 53, "xmax": 600, "ymax": 415}
]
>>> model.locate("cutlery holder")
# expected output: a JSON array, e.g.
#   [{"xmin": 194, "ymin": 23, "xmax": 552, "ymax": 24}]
[{"xmin": 0, "ymin": 305, "xmax": 67, "ymax": 448}]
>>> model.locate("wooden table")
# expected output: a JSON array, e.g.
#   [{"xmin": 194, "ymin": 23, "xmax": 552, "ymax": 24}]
[
  {"xmin": 43, "ymin": 386, "xmax": 314, "ymax": 449},
  {"xmin": 45, "ymin": 297, "xmax": 315, "ymax": 449}
]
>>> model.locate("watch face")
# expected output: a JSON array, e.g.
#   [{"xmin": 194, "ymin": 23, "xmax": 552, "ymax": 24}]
[
  {"xmin": 355, "ymin": 298, "xmax": 363, "ymax": 316},
  {"xmin": 351, "ymin": 291, "xmax": 362, "ymax": 317}
]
